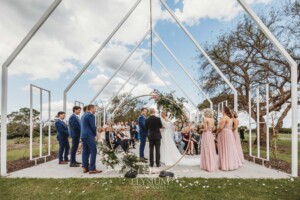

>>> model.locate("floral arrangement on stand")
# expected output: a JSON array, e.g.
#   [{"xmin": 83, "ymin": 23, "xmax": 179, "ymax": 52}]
[
  {"xmin": 98, "ymin": 142, "xmax": 120, "ymax": 169},
  {"xmin": 120, "ymin": 152, "xmax": 139, "ymax": 173}
]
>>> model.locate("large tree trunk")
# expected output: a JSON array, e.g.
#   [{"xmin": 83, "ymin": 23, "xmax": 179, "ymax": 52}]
[{"xmin": 275, "ymin": 104, "xmax": 291, "ymax": 130}]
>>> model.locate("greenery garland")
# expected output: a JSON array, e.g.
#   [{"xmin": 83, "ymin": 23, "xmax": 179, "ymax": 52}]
[{"xmin": 98, "ymin": 142, "xmax": 120, "ymax": 169}]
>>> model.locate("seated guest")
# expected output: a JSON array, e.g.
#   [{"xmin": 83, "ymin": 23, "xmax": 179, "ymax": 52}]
[
  {"xmin": 191, "ymin": 128, "xmax": 201, "ymax": 155},
  {"xmin": 55, "ymin": 111, "xmax": 70, "ymax": 164},
  {"xmin": 182, "ymin": 127, "xmax": 194, "ymax": 155},
  {"xmin": 114, "ymin": 128, "xmax": 129, "ymax": 152},
  {"xmin": 174, "ymin": 127, "xmax": 185, "ymax": 153}
]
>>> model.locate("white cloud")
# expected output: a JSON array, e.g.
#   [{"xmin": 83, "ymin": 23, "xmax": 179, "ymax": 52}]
[
  {"xmin": 0, "ymin": 0, "xmax": 165, "ymax": 80},
  {"xmin": 171, "ymin": 0, "xmax": 272, "ymax": 26}
]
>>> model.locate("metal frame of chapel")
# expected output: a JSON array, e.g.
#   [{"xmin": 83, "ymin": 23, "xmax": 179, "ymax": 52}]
[{"xmin": 1, "ymin": 0, "xmax": 298, "ymax": 177}]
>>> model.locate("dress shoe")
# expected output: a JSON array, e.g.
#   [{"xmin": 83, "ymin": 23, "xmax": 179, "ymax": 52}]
[
  {"xmin": 156, "ymin": 164, "xmax": 161, "ymax": 167},
  {"xmin": 83, "ymin": 168, "xmax": 89, "ymax": 173},
  {"xmin": 75, "ymin": 161, "xmax": 82, "ymax": 164},
  {"xmin": 149, "ymin": 164, "xmax": 154, "ymax": 167},
  {"xmin": 70, "ymin": 163, "xmax": 80, "ymax": 167},
  {"xmin": 139, "ymin": 157, "xmax": 148, "ymax": 163},
  {"xmin": 59, "ymin": 161, "xmax": 68, "ymax": 165},
  {"xmin": 89, "ymin": 170, "xmax": 102, "ymax": 174},
  {"xmin": 64, "ymin": 159, "xmax": 70, "ymax": 162}
]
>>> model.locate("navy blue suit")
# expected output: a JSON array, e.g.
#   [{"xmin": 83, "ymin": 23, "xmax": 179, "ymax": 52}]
[
  {"xmin": 55, "ymin": 119, "xmax": 70, "ymax": 162},
  {"xmin": 80, "ymin": 112, "xmax": 97, "ymax": 171},
  {"xmin": 69, "ymin": 114, "xmax": 81, "ymax": 163},
  {"xmin": 138, "ymin": 115, "xmax": 147, "ymax": 158}
]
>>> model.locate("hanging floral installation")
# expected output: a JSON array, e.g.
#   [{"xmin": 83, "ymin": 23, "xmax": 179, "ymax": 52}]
[{"xmin": 150, "ymin": 89, "xmax": 189, "ymax": 124}]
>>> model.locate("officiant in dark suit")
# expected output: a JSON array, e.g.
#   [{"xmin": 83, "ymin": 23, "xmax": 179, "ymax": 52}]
[{"xmin": 145, "ymin": 108, "xmax": 163, "ymax": 167}]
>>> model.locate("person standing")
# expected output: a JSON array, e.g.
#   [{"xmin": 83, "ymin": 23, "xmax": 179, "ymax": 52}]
[
  {"xmin": 129, "ymin": 121, "xmax": 137, "ymax": 149},
  {"xmin": 68, "ymin": 106, "xmax": 82, "ymax": 167},
  {"xmin": 232, "ymin": 111, "xmax": 245, "ymax": 163},
  {"xmin": 81, "ymin": 104, "xmax": 102, "ymax": 174},
  {"xmin": 145, "ymin": 108, "xmax": 163, "ymax": 167},
  {"xmin": 216, "ymin": 107, "xmax": 242, "ymax": 171},
  {"xmin": 55, "ymin": 111, "xmax": 70, "ymax": 164},
  {"xmin": 200, "ymin": 109, "xmax": 218, "ymax": 172},
  {"xmin": 138, "ymin": 108, "xmax": 148, "ymax": 162}
]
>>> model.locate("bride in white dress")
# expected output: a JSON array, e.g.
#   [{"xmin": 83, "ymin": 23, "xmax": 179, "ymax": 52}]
[{"xmin": 160, "ymin": 111, "xmax": 200, "ymax": 166}]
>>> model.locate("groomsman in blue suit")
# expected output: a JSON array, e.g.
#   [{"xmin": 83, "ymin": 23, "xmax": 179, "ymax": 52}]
[
  {"xmin": 68, "ymin": 106, "xmax": 82, "ymax": 167},
  {"xmin": 81, "ymin": 104, "xmax": 102, "ymax": 174},
  {"xmin": 138, "ymin": 108, "xmax": 148, "ymax": 162},
  {"xmin": 55, "ymin": 111, "xmax": 70, "ymax": 164}
]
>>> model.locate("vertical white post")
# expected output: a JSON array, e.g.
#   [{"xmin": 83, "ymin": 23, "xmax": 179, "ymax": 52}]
[
  {"xmin": 39, "ymin": 89, "xmax": 43, "ymax": 158},
  {"xmin": 48, "ymin": 91, "xmax": 51, "ymax": 156},
  {"xmin": 249, "ymin": 90, "xmax": 252, "ymax": 156},
  {"xmin": 29, "ymin": 85, "xmax": 33, "ymax": 160},
  {"xmin": 266, "ymin": 84, "xmax": 270, "ymax": 160},
  {"xmin": 256, "ymin": 87, "xmax": 260, "ymax": 158},
  {"xmin": 103, "ymin": 109, "xmax": 106, "ymax": 126}
]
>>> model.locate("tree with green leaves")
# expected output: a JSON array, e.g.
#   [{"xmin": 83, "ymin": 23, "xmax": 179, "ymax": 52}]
[{"xmin": 7, "ymin": 108, "xmax": 40, "ymax": 138}]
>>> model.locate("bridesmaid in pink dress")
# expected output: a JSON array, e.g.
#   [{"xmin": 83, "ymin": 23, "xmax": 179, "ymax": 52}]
[
  {"xmin": 216, "ymin": 107, "xmax": 242, "ymax": 171},
  {"xmin": 200, "ymin": 109, "xmax": 218, "ymax": 172},
  {"xmin": 232, "ymin": 111, "xmax": 245, "ymax": 163}
]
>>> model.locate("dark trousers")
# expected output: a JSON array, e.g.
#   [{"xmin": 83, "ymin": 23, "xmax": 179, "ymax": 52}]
[
  {"xmin": 81, "ymin": 138, "xmax": 97, "ymax": 171},
  {"xmin": 139, "ymin": 133, "xmax": 147, "ymax": 158},
  {"xmin": 194, "ymin": 142, "xmax": 199, "ymax": 155},
  {"xmin": 70, "ymin": 137, "xmax": 80, "ymax": 163},
  {"xmin": 58, "ymin": 137, "xmax": 70, "ymax": 162},
  {"xmin": 114, "ymin": 140, "xmax": 129, "ymax": 152},
  {"xmin": 130, "ymin": 131, "xmax": 136, "ymax": 147},
  {"xmin": 149, "ymin": 139, "xmax": 161, "ymax": 166}
]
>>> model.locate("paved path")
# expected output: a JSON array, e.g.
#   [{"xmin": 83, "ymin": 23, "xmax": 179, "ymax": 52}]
[{"xmin": 8, "ymin": 142, "xmax": 290, "ymax": 179}]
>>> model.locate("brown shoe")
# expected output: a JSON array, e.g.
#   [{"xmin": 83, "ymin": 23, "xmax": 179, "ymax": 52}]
[
  {"xmin": 83, "ymin": 167, "xmax": 89, "ymax": 173},
  {"xmin": 89, "ymin": 170, "xmax": 102, "ymax": 174},
  {"xmin": 59, "ymin": 161, "xmax": 68, "ymax": 164}
]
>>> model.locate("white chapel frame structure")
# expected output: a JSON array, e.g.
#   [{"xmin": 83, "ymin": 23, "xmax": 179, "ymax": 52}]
[{"xmin": 1, "ymin": 0, "xmax": 298, "ymax": 177}]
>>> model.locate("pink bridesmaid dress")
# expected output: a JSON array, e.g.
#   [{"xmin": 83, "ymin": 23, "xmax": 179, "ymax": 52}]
[
  {"xmin": 218, "ymin": 122, "xmax": 242, "ymax": 171},
  {"xmin": 200, "ymin": 126, "xmax": 218, "ymax": 172},
  {"xmin": 233, "ymin": 130, "xmax": 245, "ymax": 163}
]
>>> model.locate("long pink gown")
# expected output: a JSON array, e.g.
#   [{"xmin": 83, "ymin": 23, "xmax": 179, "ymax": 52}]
[
  {"xmin": 200, "ymin": 126, "xmax": 218, "ymax": 172},
  {"xmin": 218, "ymin": 123, "xmax": 242, "ymax": 171},
  {"xmin": 233, "ymin": 130, "xmax": 245, "ymax": 163}
]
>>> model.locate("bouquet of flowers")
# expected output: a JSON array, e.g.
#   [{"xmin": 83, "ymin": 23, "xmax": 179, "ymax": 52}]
[{"xmin": 99, "ymin": 142, "xmax": 119, "ymax": 169}]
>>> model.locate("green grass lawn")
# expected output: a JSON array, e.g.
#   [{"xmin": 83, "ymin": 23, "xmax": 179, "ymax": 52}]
[
  {"xmin": 7, "ymin": 136, "xmax": 59, "ymax": 161},
  {"xmin": 0, "ymin": 178, "xmax": 299, "ymax": 200},
  {"xmin": 243, "ymin": 133, "xmax": 300, "ymax": 167}
]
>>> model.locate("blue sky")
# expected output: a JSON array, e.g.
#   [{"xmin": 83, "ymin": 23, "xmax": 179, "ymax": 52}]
[{"xmin": 2, "ymin": 0, "xmax": 297, "ymax": 127}]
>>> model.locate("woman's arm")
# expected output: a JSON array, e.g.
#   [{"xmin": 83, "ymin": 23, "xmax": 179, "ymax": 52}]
[{"xmin": 216, "ymin": 118, "xmax": 226, "ymax": 134}]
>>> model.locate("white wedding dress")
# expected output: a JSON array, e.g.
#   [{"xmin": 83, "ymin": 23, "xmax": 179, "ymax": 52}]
[{"xmin": 160, "ymin": 118, "xmax": 200, "ymax": 166}]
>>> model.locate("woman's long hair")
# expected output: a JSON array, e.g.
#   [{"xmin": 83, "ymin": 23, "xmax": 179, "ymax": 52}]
[{"xmin": 223, "ymin": 106, "xmax": 233, "ymax": 118}]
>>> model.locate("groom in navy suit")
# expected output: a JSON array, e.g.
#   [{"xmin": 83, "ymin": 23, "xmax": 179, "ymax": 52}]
[
  {"xmin": 55, "ymin": 111, "xmax": 70, "ymax": 164},
  {"xmin": 68, "ymin": 106, "xmax": 82, "ymax": 167},
  {"xmin": 81, "ymin": 104, "xmax": 102, "ymax": 174}
]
